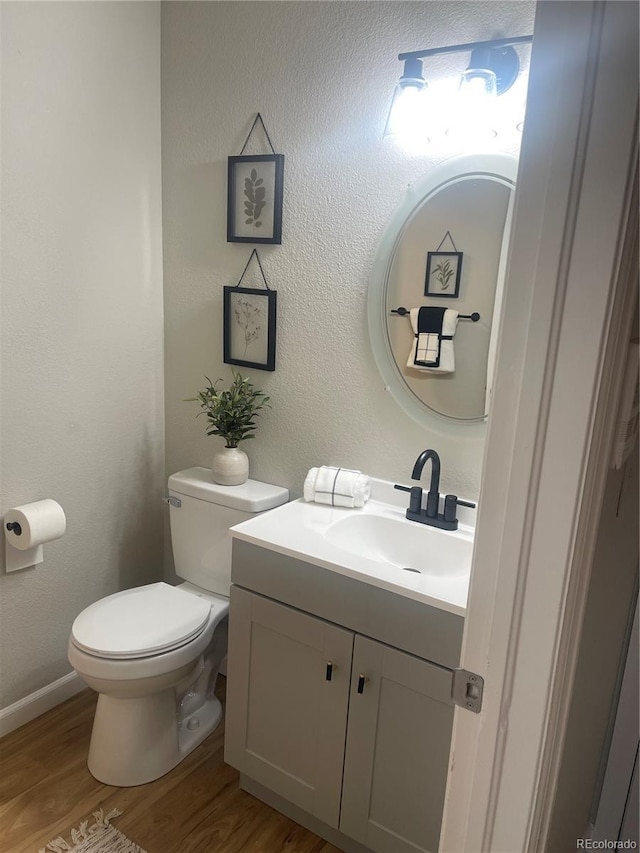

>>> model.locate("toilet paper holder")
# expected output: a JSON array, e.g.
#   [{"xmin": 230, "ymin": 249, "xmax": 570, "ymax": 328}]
[
  {"xmin": 4, "ymin": 499, "xmax": 66, "ymax": 574},
  {"xmin": 5, "ymin": 536, "xmax": 44, "ymax": 573}
]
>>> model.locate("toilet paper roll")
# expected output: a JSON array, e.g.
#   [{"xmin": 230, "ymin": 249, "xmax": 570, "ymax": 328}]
[{"xmin": 4, "ymin": 499, "xmax": 66, "ymax": 551}]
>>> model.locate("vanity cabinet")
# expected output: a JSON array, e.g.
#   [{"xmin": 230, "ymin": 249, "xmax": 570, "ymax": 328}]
[
  {"xmin": 224, "ymin": 587, "xmax": 352, "ymax": 828},
  {"xmin": 225, "ymin": 566, "xmax": 458, "ymax": 853},
  {"xmin": 341, "ymin": 635, "xmax": 454, "ymax": 853}
]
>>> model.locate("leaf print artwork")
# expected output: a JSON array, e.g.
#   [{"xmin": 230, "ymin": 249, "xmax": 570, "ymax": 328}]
[
  {"xmin": 234, "ymin": 296, "xmax": 263, "ymax": 357},
  {"xmin": 424, "ymin": 251, "xmax": 463, "ymax": 298},
  {"xmin": 224, "ymin": 284, "xmax": 276, "ymax": 370},
  {"xmin": 228, "ymin": 154, "xmax": 283, "ymax": 244},
  {"xmin": 243, "ymin": 168, "xmax": 267, "ymax": 229},
  {"xmin": 433, "ymin": 260, "xmax": 455, "ymax": 291}
]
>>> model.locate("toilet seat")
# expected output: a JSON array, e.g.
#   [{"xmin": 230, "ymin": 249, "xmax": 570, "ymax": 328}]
[{"xmin": 71, "ymin": 582, "xmax": 214, "ymax": 659}]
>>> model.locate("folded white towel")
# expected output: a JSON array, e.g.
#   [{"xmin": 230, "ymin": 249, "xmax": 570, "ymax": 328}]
[
  {"xmin": 406, "ymin": 307, "xmax": 459, "ymax": 373},
  {"xmin": 303, "ymin": 466, "xmax": 371, "ymax": 508}
]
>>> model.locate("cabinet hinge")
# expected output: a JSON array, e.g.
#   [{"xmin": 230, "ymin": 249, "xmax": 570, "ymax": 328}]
[{"xmin": 452, "ymin": 668, "xmax": 484, "ymax": 713}]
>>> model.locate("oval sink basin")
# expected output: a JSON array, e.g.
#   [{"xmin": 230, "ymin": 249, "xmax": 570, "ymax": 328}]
[{"xmin": 323, "ymin": 513, "xmax": 472, "ymax": 577}]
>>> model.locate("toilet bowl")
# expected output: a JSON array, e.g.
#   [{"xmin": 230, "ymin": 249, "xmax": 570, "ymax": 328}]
[
  {"xmin": 67, "ymin": 468, "xmax": 288, "ymax": 787},
  {"xmin": 68, "ymin": 582, "xmax": 229, "ymax": 786}
]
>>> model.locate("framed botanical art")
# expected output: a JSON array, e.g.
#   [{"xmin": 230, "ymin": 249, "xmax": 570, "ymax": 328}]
[
  {"xmin": 424, "ymin": 251, "xmax": 463, "ymax": 298},
  {"xmin": 227, "ymin": 154, "xmax": 284, "ymax": 244},
  {"xmin": 223, "ymin": 285, "xmax": 277, "ymax": 371}
]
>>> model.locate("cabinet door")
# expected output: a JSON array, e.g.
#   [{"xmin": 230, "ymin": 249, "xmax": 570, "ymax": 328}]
[
  {"xmin": 224, "ymin": 586, "xmax": 353, "ymax": 828},
  {"xmin": 340, "ymin": 635, "xmax": 455, "ymax": 853}
]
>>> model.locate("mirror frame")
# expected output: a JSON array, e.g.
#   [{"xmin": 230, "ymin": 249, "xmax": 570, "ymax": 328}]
[{"xmin": 368, "ymin": 153, "xmax": 518, "ymax": 432}]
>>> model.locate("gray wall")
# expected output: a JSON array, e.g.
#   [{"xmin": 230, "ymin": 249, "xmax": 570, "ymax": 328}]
[
  {"xmin": 161, "ymin": 1, "xmax": 535, "ymax": 511},
  {"xmin": 0, "ymin": 0, "xmax": 537, "ymax": 713},
  {"xmin": 0, "ymin": 2, "xmax": 165, "ymax": 709}
]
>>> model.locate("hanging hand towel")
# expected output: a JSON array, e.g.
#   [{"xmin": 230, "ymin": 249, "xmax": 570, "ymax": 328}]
[
  {"xmin": 406, "ymin": 307, "xmax": 459, "ymax": 373},
  {"xmin": 303, "ymin": 466, "xmax": 371, "ymax": 508}
]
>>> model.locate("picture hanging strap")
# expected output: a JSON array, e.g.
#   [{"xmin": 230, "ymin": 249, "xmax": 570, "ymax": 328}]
[
  {"xmin": 239, "ymin": 113, "xmax": 276, "ymax": 155},
  {"xmin": 234, "ymin": 249, "xmax": 272, "ymax": 291},
  {"xmin": 435, "ymin": 231, "xmax": 458, "ymax": 252}
]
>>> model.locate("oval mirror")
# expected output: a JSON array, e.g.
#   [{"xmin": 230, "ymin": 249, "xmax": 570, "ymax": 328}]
[{"xmin": 368, "ymin": 153, "xmax": 517, "ymax": 427}]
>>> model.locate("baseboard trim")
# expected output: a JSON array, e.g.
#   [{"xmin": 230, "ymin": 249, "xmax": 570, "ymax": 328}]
[{"xmin": 0, "ymin": 671, "xmax": 85, "ymax": 737}]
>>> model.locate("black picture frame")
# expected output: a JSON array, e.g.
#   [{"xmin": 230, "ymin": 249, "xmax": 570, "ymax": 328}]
[
  {"xmin": 227, "ymin": 154, "xmax": 284, "ymax": 244},
  {"xmin": 424, "ymin": 251, "xmax": 463, "ymax": 298},
  {"xmin": 223, "ymin": 286, "xmax": 277, "ymax": 371}
]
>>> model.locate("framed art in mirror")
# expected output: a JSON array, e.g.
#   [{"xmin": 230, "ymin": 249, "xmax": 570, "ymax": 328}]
[{"xmin": 425, "ymin": 251, "xmax": 463, "ymax": 298}]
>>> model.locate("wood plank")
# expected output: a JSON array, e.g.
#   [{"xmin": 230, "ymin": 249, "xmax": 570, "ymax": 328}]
[{"xmin": 0, "ymin": 679, "xmax": 344, "ymax": 853}]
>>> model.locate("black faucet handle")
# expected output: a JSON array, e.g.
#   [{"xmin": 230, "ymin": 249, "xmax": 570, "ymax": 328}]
[
  {"xmin": 443, "ymin": 494, "xmax": 476, "ymax": 523},
  {"xmin": 394, "ymin": 484, "xmax": 423, "ymax": 514}
]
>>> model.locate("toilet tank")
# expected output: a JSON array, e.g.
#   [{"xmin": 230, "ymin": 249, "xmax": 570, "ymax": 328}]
[{"xmin": 167, "ymin": 467, "xmax": 288, "ymax": 596}]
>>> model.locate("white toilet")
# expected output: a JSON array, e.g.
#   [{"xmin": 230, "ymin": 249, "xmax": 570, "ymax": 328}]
[{"xmin": 67, "ymin": 467, "xmax": 288, "ymax": 787}]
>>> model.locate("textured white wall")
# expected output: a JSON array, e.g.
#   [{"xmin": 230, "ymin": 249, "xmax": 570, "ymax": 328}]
[
  {"xmin": 0, "ymin": 2, "xmax": 164, "ymax": 708},
  {"xmin": 162, "ymin": 1, "xmax": 535, "ymax": 513}
]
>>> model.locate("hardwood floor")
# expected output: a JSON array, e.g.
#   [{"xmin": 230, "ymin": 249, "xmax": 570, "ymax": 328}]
[{"xmin": 0, "ymin": 678, "xmax": 344, "ymax": 853}]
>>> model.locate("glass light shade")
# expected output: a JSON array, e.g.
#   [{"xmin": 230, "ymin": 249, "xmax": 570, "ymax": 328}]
[
  {"xmin": 447, "ymin": 67, "xmax": 498, "ymax": 144},
  {"xmin": 383, "ymin": 81, "xmax": 430, "ymax": 147},
  {"xmin": 459, "ymin": 67, "xmax": 498, "ymax": 104}
]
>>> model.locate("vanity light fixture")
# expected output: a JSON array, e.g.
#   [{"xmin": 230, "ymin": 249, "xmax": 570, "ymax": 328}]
[
  {"xmin": 384, "ymin": 57, "xmax": 430, "ymax": 142},
  {"xmin": 384, "ymin": 35, "xmax": 533, "ymax": 145}
]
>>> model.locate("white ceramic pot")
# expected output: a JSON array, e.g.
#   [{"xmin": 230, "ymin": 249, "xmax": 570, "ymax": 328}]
[{"xmin": 211, "ymin": 446, "xmax": 249, "ymax": 486}]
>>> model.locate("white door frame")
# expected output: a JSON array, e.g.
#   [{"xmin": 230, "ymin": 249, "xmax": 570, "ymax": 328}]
[
  {"xmin": 440, "ymin": 3, "xmax": 638, "ymax": 851},
  {"xmin": 592, "ymin": 598, "xmax": 639, "ymax": 842}
]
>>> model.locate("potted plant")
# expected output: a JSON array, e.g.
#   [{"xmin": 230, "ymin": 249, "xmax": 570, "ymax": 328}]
[{"xmin": 186, "ymin": 372, "xmax": 270, "ymax": 485}]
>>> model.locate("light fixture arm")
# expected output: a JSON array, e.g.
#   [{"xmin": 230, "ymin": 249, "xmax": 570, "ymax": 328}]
[
  {"xmin": 397, "ymin": 35, "xmax": 532, "ymax": 63},
  {"xmin": 397, "ymin": 35, "xmax": 532, "ymax": 97}
]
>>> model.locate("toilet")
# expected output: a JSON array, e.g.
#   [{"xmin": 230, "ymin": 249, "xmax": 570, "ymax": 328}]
[{"xmin": 67, "ymin": 466, "xmax": 288, "ymax": 787}]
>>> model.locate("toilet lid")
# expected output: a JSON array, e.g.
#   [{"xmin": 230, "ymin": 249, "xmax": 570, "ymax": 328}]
[{"xmin": 71, "ymin": 583, "xmax": 212, "ymax": 659}]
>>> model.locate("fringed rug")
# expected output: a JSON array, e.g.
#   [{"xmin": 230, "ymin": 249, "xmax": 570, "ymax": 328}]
[{"xmin": 39, "ymin": 809, "xmax": 148, "ymax": 853}]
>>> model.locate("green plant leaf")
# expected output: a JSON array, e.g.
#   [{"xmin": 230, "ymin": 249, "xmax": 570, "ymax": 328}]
[{"xmin": 186, "ymin": 371, "xmax": 271, "ymax": 446}]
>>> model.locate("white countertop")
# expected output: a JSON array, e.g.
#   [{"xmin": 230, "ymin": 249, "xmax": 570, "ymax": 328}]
[{"xmin": 230, "ymin": 478, "xmax": 475, "ymax": 617}]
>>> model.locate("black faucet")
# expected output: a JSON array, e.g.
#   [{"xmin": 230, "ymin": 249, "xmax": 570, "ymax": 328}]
[
  {"xmin": 411, "ymin": 448, "xmax": 441, "ymax": 519},
  {"xmin": 395, "ymin": 448, "xmax": 476, "ymax": 530}
]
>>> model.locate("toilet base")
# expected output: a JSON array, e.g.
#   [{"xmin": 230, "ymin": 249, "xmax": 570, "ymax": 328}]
[{"xmin": 88, "ymin": 688, "xmax": 223, "ymax": 786}]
